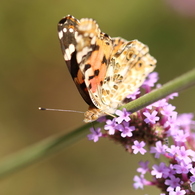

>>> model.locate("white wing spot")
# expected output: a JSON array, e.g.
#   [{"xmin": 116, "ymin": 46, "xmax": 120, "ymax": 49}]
[
  {"xmin": 77, "ymin": 47, "xmax": 91, "ymax": 63},
  {"xmin": 58, "ymin": 30, "xmax": 63, "ymax": 39},
  {"xmin": 63, "ymin": 28, "xmax": 67, "ymax": 33},
  {"xmin": 76, "ymin": 52, "xmax": 83, "ymax": 64},
  {"xmin": 64, "ymin": 48, "xmax": 71, "ymax": 61},
  {"xmin": 69, "ymin": 44, "xmax": 75, "ymax": 55},
  {"xmin": 69, "ymin": 28, "xmax": 74, "ymax": 33},
  {"xmin": 64, "ymin": 44, "xmax": 75, "ymax": 61},
  {"xmin": 91, "ymin": 36, "xmax": 96, "ymax": 45},
  {"xmin": 75, "ymin": 31, "xmax": 78, "ymax": 38}
]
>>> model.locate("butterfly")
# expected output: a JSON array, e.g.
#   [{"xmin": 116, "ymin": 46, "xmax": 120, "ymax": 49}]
[{"xmin": 57, "ymin": 15, "xmax": 156, "ymax": 123}]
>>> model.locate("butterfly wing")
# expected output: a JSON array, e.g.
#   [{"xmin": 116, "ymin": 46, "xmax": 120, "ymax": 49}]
[
  {"xmin": 57, "ymin": 15, "xmax": 94, "ymax": 106},
  {"xmin": 111, "ymin": 37, "xmax": 127, "ymax": 55},
  {"xmin": 75, "ymin": 18, "xmax": 114, "ymax": 109},
  {"xmin": 100, "ymin": 39, "xmax": 157, "ymax": 109}
]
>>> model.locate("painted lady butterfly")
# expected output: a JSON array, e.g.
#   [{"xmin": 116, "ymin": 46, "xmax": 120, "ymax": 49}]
[{"xmin": 57, "ymin": 15, "xmax": 156, "ymax": 123}]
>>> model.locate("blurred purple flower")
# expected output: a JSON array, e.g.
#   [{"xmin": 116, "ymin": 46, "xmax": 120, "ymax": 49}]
[
  {"xmin": 160, "ymin": 104, "xmax": 176, "ymax": 117},
  {"xmin": 168, "ymin": 186, "xmax": 186, "ymax": 195},
  {"xmin": 165, "ymin": 175, "xmax": 181, "ymax": 188},
  {"xmin": 151, "ymin": 162, "xmax": 170, "ymax": 179},
  {"xmin": 166, "ymin": 145, "xmax": 180, "ymax": 157},
  {"xmin": 143, "ymin": 110, "xmax": 160, "ymax": 124},
  {"xmin": 104, "ymin": 118, "xmax": 118, "ymax": 135},
  {"xmin": 137, "ymin": 161, "xmax": 149, "ymax": 175},
  {"xmin": 132, "ymin": 141, "xmax": 146, "ymax": 155},
  {"xmin": 175, "ymin": 146, "xmax": 192, "ymax": 164},
  {"xmin": 150, "ymin": 141, "xmax": 168, "ymax": 158},
  {"xmin": 173, "ymin": 129, "xmax": 189, "ymax": 143},
  {"xmin": 87, "ymin": 128, "xmax": 102, "ymax": 142},
  {"xmin": 117, "ymin": 121, "xmax": 135, "ymax": 138},
  {"xmin": 165, "ymin": 0, "xmax": 195, "ymax": 17},
  {"xmin": 167, "ymin": 92, "xmax": 178, "ymax": 100},
  {"xmin": 126, "ymin": 89, "xmax": 140, "ymax": 100},
  {"xmin": 177, "ymin": 113, "xmax": 194, "ymax": 129},
  {"xmin": 152, "ymin": 98, "xmax": 168, "ymax": 108},
  {"xmin": 133, "ymin": 175, "xmax": 147, "ymax": 189},
  {"xmin": 173, "ymin": 161, "xmax": 192, "ymax": 174},
  {"xmin": 142, "ymin": 72, "xmax": 159, "ymax": 87},
  {"xmin": 164, "ymin": 111, "xmax": 178, "ymax": 130},
  {"xmin": 115, "ymin": 108, "xmax": 131, "ymax": 123}
]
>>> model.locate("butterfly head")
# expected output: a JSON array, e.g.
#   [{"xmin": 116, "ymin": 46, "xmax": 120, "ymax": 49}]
[{"xmin": 83, "ymin": 107, "xmax": 103, "ymax": 123}]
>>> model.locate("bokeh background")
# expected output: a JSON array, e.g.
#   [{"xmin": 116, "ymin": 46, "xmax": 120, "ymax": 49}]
[{"xmin": 1, "ymin": 0, "xmax": 195, "ymax": 194}]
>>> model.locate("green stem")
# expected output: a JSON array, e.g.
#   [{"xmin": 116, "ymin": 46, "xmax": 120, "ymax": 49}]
[
  {"xmin": 0, "ymin": 68, "xmax": 195, "ymax": 179},
  {"xmin": 0, "ymin": 122, "xmax": 99, "ymax": 179}
]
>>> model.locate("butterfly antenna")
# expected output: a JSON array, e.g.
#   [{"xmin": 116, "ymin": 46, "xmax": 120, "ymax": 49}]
[{"xmin": 38, "ymin": 107, "xmax": 84, "ymax": 114}]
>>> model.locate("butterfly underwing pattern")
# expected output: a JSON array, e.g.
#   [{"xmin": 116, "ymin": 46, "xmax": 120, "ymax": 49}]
[{"xmin": 57, "ymin": 15, "xmax": 157, "ymax": 123}]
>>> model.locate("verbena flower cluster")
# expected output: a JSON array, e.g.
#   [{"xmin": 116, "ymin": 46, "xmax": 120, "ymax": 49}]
[{"xmin": 87, "ymin": 72, "xmax": 195, "ymax": 194}]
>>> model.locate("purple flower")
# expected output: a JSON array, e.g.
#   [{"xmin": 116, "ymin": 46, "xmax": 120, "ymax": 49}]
[
  {"xmin": 173, "ymin": 161, "xmax": 192, "ymax": 174},
  {"xmin": 115, "ymin": 108, "xmax": 131, "ymax": 123},
  {"xmin": 151, "ymin": 162, "xmax": 170, "ymax": 179},
  {"xmin": 167, "ymin": 145, "xmax": 180, "ymax": 157},
  {"xmin": 142, "ymin": 72, "xmax": 159, "ymax": 87},
  {"xmin": 150, "ymin": 141, "xmax": 168, "ymax": 158},
  {"xmin": 173, "ymin": 129, "xmax": 189, "ymax": 143},
  {"xmin": 168, "ymin": 186, "xmax": 186, "ymax": 195},
  {"xmin": 165, "ymin": 0, "xmax": 195, "ymax": 17},
  {"xmin": 169, "ymin": 164, "xmax": 176, "ymax": 175},
  {"xmin": 104, "ymin": 118, "xmax": 118, "ymax": 135},
  {"xmin": 117, "ymin": 121, "xmax": 135, "ymax": 138},
  {"xmin": 126, "ymin": 89, "xmax": 140, "ymax": 100},
  {"xmin": 160, "ymin": 104, "xmax": 176, "ymax": 117},
  {"xmin": 175, "ymin": 146, "xmax": 192, "ymax": 164},
  {"xmin": 143, "ymin": 110, "xmax": 160, "ymax": 124},
  {"xmin": 133, "ymin": 175, "xmax": 146, "ymax": 189},
  {"xmin": 151, "ymin": 98, "xmax": 168, "ymax": 108},
  {"xmin": 137, "ymin": 161, "xmax": 149, "ymax": 175},
  {"xmin": 164, "ymin": 111, "xmax": 178, "ymax": 131},
  {"xmin": 87, "ymin": 128, "xmax": 102, "ymax": 142},
  {"xmin": 190, "ymin": 177, "xmax": 195, "ymax": 184},
  {"xmin": 177, "ymin": 113, "xmax": 194, "ymax": 126},
  {"xmin": 165, "ymin": 175, "xmax": 181, "ymax": 188},
  {"xmin": 132, "ymin": 141, "xmax": 146, "ymax": 155},
  {"xmin": 189, "ymin": 149, "xmax": 195, "ymax": 162},
  {"xmin": 97, "ymin": 116, "xmax": 107, "ymax": 123},
  {"xmin": 167, "ymin": 92, "xmax": 178, "ymax": 100}
]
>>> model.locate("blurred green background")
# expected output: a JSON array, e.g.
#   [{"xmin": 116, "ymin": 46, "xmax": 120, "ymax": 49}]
[{"xmin": 0, "ymin": 0, "xmax": 195, "ymax": 194}]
